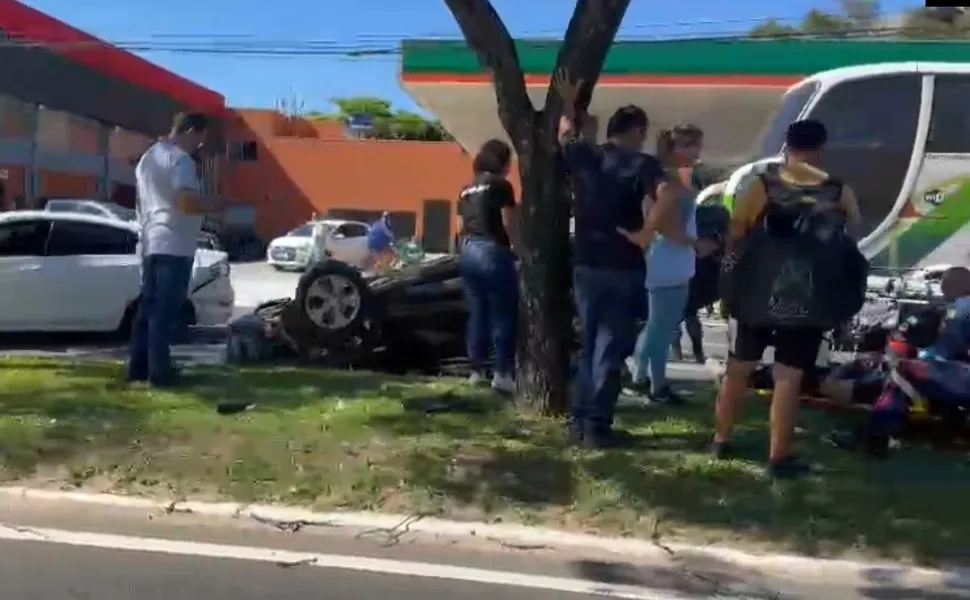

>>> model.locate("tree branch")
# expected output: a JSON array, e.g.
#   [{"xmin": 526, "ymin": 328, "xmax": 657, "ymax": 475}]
[
  {"xmin": 443, "ymin": 0, "xmax": 536, "ymax": 148},
  {"xmin": 542, "ymin": 0, "xmax": 632, "ymax": 131}
]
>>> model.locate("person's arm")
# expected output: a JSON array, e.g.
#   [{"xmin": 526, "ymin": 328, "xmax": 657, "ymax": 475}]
[
  {"xmin": 497, "ymin": 181, "xmax": 519, "ymax": 251},
  {"xmin": 839, "ymin": 185, "xmax": 862, "ymax": 229},
  {"xmin": 554, "ymin": 68, "xmax": 595, "ymax": 173},
  {"xmin": 172, "ymin": 153, "xmax": 206, "ymax": 215},
  {"xmin": 934, "ymin": 308, "xmax": 970, "ymax": 361},
  {"xmin": 726, "ymin": 176, "xmax": 767, "ymax": 248},
  {"xmin": 647, "ymin": 180, "xmax": 691, "ymax": 246}
]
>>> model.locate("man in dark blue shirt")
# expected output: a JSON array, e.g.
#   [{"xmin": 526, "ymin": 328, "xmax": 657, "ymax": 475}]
[
  {"xmin": 929, "ymin": 266, "xmax": 970, "ymax": 361},
  {"xmin": 556, "ymin": 70, "xmax": 666, "ymax": 448}
]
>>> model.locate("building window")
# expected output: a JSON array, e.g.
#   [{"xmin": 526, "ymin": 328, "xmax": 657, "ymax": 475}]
[
  {"xmin": 228, "ymin": 141, "xmax": 258, "ymax": 162},
  {"xmin": 197, "ymin": 154, "xmax": 220, "ymax": 196}
]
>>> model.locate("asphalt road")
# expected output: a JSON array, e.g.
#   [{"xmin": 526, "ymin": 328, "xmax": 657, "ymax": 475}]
[
  {"xmin": 230, "ymin": 261, "xmax": 302, "ymax": 312},
  {"xmin": 0, "ymin": 539, "xmax": 620, "ymax": 600},
  {"xmin": 0, "ymin": 496, "xmax": 946, "ymax": 600}
]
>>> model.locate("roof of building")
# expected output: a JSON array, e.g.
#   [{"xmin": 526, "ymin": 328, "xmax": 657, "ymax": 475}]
[
  {"xmin": 0, "ymin": 0, "xmax": 224, "ymax": 110},
  {"xmin": 402, "ymin": 38, "xmax": 970, "ymax": 82}
]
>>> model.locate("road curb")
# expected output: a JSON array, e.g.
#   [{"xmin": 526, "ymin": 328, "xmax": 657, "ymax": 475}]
[{"xmin": 0, "ymin": 486, "xmax": 968, "ymax": 590}]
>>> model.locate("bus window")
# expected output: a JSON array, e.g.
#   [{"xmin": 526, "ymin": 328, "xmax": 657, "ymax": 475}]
[
  {"xmin": 806, "ymin": 74, "xmax": 921, "ymax": 239},
  {"xmin": 754, "ymin": 81, "xmax": 819, "ymax": 158},
  {"xmin": 927, "ymin": 75, "xmax": 970, "ymax": 154}
]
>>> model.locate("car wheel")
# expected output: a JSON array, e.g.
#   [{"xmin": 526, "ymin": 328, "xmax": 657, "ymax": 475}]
[{"xmin": 287, "ymin": 259, "xmax": 374, "ymax": 348}]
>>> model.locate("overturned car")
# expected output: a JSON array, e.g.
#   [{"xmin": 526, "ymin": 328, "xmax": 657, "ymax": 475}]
[
  {"xmin": 230, "ymin": 256, "xmax": 473, "ymax": 373},
  {"xmin": 228, "ymin": 205, "xmax": 732, "ymax": 372}
]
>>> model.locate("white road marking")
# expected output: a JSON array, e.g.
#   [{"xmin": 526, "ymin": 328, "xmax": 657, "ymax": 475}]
[{"xmin": 0, "ymin": 525, "xmax": 686, "ymax": 599}]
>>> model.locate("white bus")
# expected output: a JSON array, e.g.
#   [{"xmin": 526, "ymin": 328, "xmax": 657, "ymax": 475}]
[{"xmin": 699, "ymin": 62, "xmax": 970, "ymax": 271}]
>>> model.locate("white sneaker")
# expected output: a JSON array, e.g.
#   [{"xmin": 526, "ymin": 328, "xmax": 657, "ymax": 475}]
[
  {"xmin": 468, "ymin": 372, "xmax": 488, "ymax": 387},
  {"xmin": 491, "ymin": 373, "xmax": 516, "ymax": 395}
]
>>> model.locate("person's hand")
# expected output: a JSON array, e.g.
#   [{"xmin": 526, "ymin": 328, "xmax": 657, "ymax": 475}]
[
  {"xmin": 617, "ymin": 225, "xmax": 650, "ymax": 249},
  {"xmin": 694, "ymin": 238, "xmax": 719, "ymax": 258},
  {"xmin": 553, "ymin": 68, "xmax": 582, "ymax": 106}
]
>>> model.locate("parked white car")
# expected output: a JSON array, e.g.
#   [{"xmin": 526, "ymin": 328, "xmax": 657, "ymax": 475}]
[
  {"xmin": 44, "ymin": 198, "xmax": 137, "ymax": 222},
  {"xmin": 45, "ymin": 198, "xmax": 222, "ymax": 250},
  {"xmin": 266, "ymin": 219, "xmax": 370, "ymax": 271},
  {"xmin": 0, "ymin": 211, "xmax": 234, "ymax": 333}
]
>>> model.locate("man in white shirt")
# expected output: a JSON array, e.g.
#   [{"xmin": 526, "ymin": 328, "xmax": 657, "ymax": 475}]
[{"xmin": 127, "ymin": 112, "xmax": 210, "ymax": 387}]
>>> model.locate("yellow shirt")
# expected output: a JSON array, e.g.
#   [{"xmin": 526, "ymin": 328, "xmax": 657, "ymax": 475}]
[{"xmin": 729, "ymin": 160, "xmax": 861, "ymax": 240}]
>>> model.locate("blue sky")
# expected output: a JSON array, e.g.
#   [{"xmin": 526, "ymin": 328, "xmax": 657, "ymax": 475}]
[{"xmin": 25, "ymin": 0, "xmax": 921, "ymax": 114}]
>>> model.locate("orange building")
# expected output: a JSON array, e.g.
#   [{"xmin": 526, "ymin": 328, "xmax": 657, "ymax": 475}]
[
  {"xmin": 0, "ymin": 1, "xmax": 478, "ymax": 253},
  {"xmin": 221, "ymin": 109, "xmax": 473, "ymax": 251}
]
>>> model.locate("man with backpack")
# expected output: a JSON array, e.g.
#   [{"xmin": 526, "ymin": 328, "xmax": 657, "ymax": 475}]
[{"xmin": 712, "ymin": 119, "xmax": 868, "ymax": 478}]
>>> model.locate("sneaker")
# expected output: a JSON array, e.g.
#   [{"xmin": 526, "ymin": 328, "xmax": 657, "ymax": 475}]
[
  {"xmin": 625, "ymin": 378, "xmax": 652, "ymax": 397},
  {"xmin": 767, "ymin": 455, "xmax": 813, "ymax": 479},
  {"xmin": 583, "ymin": 425, "xmax": 635, "ymax": 449},
  {"xmin": 692, "ymin": 345, "xmax": 706, "ymax": 364},
  {"xmin": 650, "ymin": 385, "xmax": 686, "ymax": 405},
  {"xmin": 491, "ymin": 373, "xmax": 516, "ymax": 395},
  {"xmin": 710, "ymin": 439, "xmax": 736, "ymax": 460},
  {"xmin": 468, "ymin": 372, "xmax": 489, "ymax": 387}
]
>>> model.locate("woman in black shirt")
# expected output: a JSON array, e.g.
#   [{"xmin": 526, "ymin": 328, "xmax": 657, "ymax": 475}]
[{"xmin": 458, "ymin": 139, "xmax": 519, "ymax": 394}]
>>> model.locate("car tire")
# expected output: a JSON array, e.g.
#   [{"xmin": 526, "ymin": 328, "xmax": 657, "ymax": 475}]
[{"xmin": 286, "ymin": 259, "xmax": 375, "ymax": 348}]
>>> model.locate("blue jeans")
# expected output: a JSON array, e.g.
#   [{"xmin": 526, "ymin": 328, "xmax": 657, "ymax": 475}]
[
  {"xmin": 635, "ymin": 284, "xmax": 689, "ymax": 393},
  {"xmin": 459, "ymin": 239, "xmax": 518, "ymax": 376},
  {"xmin": 127, "ymin": 254, "xmax": 194, "ymax": 385},
  {"xmin": 571, "ymin": 266, "xmax": 643, "ymax": 431}
]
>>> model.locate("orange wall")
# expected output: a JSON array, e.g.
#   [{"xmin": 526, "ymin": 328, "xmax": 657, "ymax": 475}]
[
  {"xmin": 221, "ymin": 109, "xmax": 474, "ymax": 238},
  {"xmin": 38, "ymin": 170, "xmax": 97, "ymax": 199}
]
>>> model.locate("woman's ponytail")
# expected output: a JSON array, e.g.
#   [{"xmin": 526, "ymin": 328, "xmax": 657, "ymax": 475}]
[{"xmin": 656, "ymin": 128, "xmax": 675, "ymax": 165}]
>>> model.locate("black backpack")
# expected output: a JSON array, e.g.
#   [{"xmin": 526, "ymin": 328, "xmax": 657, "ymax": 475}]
[{"xmin": 721, "ymin": 166, "xmax": 869, "ymax": 330}]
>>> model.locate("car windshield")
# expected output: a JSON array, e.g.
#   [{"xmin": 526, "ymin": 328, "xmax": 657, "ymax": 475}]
[
  {"xmin": 752, "ymin": 81, "xmax": 819, "ymax": 159},
  {"xmin": 287, "ymin": 224, "xmax": 315, "ymax": 237},
  {"xmin": 45, "ymin": 201, "xmax": 79, "ymax": 212},
  {"xmin": 100, "ymin": 202, "xmax": 137, "ymax": 221}
]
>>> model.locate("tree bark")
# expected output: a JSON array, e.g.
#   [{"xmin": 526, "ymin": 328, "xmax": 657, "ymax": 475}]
[{"xmin": 443, "ymin": 0, "xmax": 632, "ymax": 415}]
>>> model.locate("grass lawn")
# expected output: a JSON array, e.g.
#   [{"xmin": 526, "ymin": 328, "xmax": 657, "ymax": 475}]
[{"xmin": 0, "ymin": 356, "xmax": 967, "ymax": 566}]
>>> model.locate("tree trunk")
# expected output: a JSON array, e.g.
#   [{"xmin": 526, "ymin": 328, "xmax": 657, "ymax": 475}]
[
  {"xmin": 515, "ymin": 121, "xmax": 573, "ymax": 415},
  {"xmin": 442, "ymin": 0, "xmax": 632, "ymax": 416}
]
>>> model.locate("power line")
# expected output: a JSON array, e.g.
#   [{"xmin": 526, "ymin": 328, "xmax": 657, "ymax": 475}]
[{"xmin": 0, "ymin": 15, "xmax": 943, "ymax": 59}]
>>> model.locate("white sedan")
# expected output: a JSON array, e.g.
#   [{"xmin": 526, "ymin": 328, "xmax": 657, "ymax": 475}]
[
  {"xmin": 266, "ymin": 219, "xmax": 370, "ymax": 271},
  {"xmin": 0, "ymin": 211, "xmax": 234, "ymax": 333}
]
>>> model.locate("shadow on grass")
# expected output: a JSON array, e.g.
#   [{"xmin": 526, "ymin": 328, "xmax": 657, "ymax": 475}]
[
  {"xmin": 363, "ymin": 376, "xmax": 970, "ymax": 564},
  {"xmin": 368, "ymin": 391, "xmax": 576, "ymax": 511},
  {"xmin": 584, "ymin": 391, "xmax": 970, "ymax": 565}
]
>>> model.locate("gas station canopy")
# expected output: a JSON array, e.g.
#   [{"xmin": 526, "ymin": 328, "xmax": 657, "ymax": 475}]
[{"xmin": 400, "ymin": 38, "xmax": 960, "ymax": 165}]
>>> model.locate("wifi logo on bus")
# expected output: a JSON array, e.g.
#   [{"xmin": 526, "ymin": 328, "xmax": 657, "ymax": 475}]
[{"xmin": 923, "ymin": 189, "xmax": 946, "ymax": 207}]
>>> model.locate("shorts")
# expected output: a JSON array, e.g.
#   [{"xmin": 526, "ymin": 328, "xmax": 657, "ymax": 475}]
[{"xmin": 728, "ymin": 319, "xmax": 825, "ymax": 371}]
